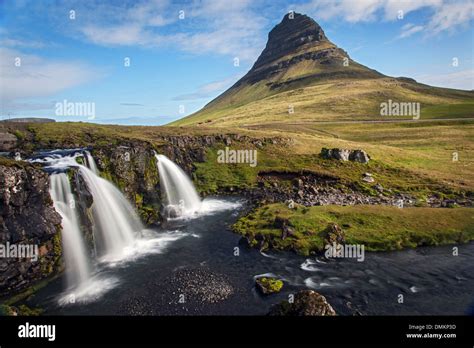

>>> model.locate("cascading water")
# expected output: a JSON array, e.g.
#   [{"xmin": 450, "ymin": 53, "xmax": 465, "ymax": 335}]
[
  {"xmin": 49, "ymin": 173, "xmax": 91, "ymax": 290},
  {"xmin": 84, "ymin": 150, "xmax": 98, "ymax": 174},
  {"xmin": 78, "ymin": 164, "xmax": 143, "ymax": 260},
  {"xmin": 155, "ymin": 154, "xmax": 202, "ymax": 218},
  {"xmin": 30, "ymin": 149, "xmax": 189, "ymax": 304},
  {"xmin": 32, "ymin": 151, "xmax": 142, "ymax": 260}
]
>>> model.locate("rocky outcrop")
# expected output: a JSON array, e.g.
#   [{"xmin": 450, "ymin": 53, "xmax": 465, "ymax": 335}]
[
  {"xmin": 157, "ymin": 134, "xmax": 291, "ymax": 176},
  {"xmin": 320, "ymin": 148, "xmax": 370, "ymax": 163},
  {"xmin": 250, "ymin": 170, "xmax": 417, "ymax": 207},
  {"xmin": 91, "ymin": 144, "xmax": 161, "ymax": 225},
  {"xmin": 323, "ymin": 223, "xmax": 345, "ymax": 245},
  {"xmin": 69, "ymin": 168, "xmax": 95, "ymax": 251},
  {"xmin": 255, "ymin": 277, "xmax": 283, "ymax": 295},
  {"xmin": 232, "ymin": 13, "xmax": 382, "ymax": 88},
  {"xmin": 269, "ymin": 290, "xmax": 336, "ymax": 316},
  {"xmin": 0, "ymin": 132, "xmax": 17, "ymax": 152},
  {"xmin": 0, "ymin": 160, "xmax": 62, "ymax": 298}
]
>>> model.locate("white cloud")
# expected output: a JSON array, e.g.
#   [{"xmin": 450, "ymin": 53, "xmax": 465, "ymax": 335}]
[
  {"xmin": 0, "ymin": 38, "xmax": 46, "ymax": 49},
  {"xmin": 398, "ymin": 23, "xmax": 424, "ymax": 38},
  {"xmin": 295, "ymin": 0, "xmax": 472, "ymax": 36},
  {"xmin": 67, "ymin": 0, "xmax": 267, "ymax": 62},
  {"xmin": 415, "ymin": 68, "xmax": 474, "ymax": 90},
  {"xmin": 426, "ymin": 1, "xmax": 474, "ymax": 35},
  {"xmin": 173, "ymin": 75, "xmax": 241, "ymax": 101},
  {"xmin": 81, "ymin": 24, "xmax": 158, "ymax": 46},
  {"xmin": 0, "ymin": 48, "xmax": 100, "ymax": 107}
]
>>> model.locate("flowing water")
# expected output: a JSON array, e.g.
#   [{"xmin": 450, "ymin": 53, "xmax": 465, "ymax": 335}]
[
  {"xmin": 49, "ymin": 173, "xmax": 91, "ymax": 290},
  {"xmin": 155, "ymin": 154, "xmax": 202, "ymax": 218},
  {"xmin": 25, "ymin": 196, "xmax": 474, "ymax": 315},
  {"xmin": 78, "ymin": 165, "xmax": 142, "ymax": 261},
  {"xmin": 84, "ymin": 150, "xmax": 98, "ymax": 174},
  {"xmin": 26, "ymin": 149, "xmax": 474, "ymax": 315}
]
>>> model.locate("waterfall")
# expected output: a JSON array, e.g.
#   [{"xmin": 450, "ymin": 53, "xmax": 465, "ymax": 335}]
[
  {"xmin": 77, "ymin": 163, "xmax": 143, "ymax": 260},
  {"xmin": 35, "ymin": 151, "xmax": 143, "ymax": 260},
  {"xmin": 49, "ymin": 173, "xmax": 91, "ymax": 290},
  {"xmin": 155, "ymin": 154, "xmax": 201, "ymax": 218},
  {"xmin": 84, "ymin": 150, "xmax": 98, "ymax": 174}
]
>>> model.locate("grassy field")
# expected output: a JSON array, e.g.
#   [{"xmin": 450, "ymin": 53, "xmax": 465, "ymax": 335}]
[
  {"xmin": 233, "ymin": 203, "xmax": 474, "ymax": 255},
  {"xmin": 171, "ymin": 78, "xmax": 473, "ymax": 127},
  {"xmin": 245, "ymin": 119, "xmax": 474, "ymax": 189},
  {"xmin": 4, "ymin": 119, "xmax": 473, "ymax": 194}
]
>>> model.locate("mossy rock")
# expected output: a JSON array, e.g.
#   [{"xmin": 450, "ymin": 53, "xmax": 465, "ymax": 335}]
[{"xmin": 255, "ymin": 277, "xmax": 283, "ymax": 295}]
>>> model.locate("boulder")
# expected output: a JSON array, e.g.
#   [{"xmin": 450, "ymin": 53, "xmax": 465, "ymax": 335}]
[
  {"xmin": 320, "ymin": 148, "xmax": 350, "ymax": 161},
  {"xmin": 362, "ymin": 172, "xmax": 375, "ymax": 183},
  {"xmin": 349, "ymin": 149, "xmax": 370, "ymax": 163},
  {"xmin": 320, "ymin": 148, "xmax": 370, "ymax": 163},
  {"xmin": 255, "ymin": 277, "xmax": 283, "ymax": 295},
  {"xmin": 269, "ymin": 290, "xmax": 336, "ymax": 316}
]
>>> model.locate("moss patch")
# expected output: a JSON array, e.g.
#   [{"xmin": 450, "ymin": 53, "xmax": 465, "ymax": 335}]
[
  {"xmin": 233, "ymin": 204, "xmax": 474, "ymax": 255},
  {"xmin": 255, "ymin": 277, "xmax": 284, "ymax": 295}
]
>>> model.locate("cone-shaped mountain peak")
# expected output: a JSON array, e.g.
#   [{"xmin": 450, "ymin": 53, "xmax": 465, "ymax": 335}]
[
  {"xmin": 170, "ymin": 13, "xmax": 472, "ymax": 127},
  {"xmin": 235, "ymin": 12, "xmax": 380, "ymax": 87},
  {"xmin": 252, "ymin": 12, "xmax": 329, "ymax": 70}
]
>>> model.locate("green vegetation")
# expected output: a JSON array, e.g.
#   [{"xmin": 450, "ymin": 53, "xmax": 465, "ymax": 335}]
[
  {"xmin": 170, "ymin": 78, "xmax": 473, "ymax": 127},
  {"xmin": 13, "ymin": 129, "xmax": 25, "ymax": 141},
  {"xmin": 255, "ymin": 277, "xmax": 284, "ymax": 294},
  {"xmin": 423, "ymin": 102, "xmax": 474, "ymax": 119},
  {"xmin": 0, "ymin": 304, "xmax": 43, "ymax": 316},
  {"xmin": 233, "ymin": 204, "xmax": 474, "ymax": 255}
]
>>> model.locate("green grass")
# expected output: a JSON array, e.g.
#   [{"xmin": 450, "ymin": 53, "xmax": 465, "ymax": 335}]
[
  {"xmin": 422, "ymin": 102, "xmax": 474, "ymax": 119},
  {"xmin": 170, "ymin": 78, "xmax": 473, "ymax": 127},
  {"xmin": 233, "ymin": 204, "xmax": 474, "ymax": 255}
]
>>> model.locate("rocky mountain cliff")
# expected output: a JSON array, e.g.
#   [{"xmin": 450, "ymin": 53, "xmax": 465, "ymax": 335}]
[{"xmin": 234, "ymin": 12, "xmax": 381, "ymax": 87}]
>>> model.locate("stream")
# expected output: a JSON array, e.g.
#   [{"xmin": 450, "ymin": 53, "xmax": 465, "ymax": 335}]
[{"xmin": 26, "ymin": 196, "xmax": 474, "ymax": 316}]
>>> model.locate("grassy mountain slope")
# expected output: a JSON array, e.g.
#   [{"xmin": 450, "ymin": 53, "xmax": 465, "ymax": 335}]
[{"xmin": 170, "ymin": 13, "xmax": 473, "ymax": 127}]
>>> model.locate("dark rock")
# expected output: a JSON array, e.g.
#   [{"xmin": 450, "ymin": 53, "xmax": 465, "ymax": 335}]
[
  {"xmin": 321, "ymin": 148, "xmax": 370, "ymax": 163},
  {"xmin": 269, "ymin": 290, "xmax": 336, "ymax": 316},
  {"xmin": 281, "ymin": 224, "xmax": 295, "ymax": 240},
  {"xmin": 292, "ymin": 178, "xmax": 303, "ymax": 188},
  {"xmin": 321, "ymin": 147, "xmax": 350, "ymax": 161},
  {"xmin": 273, "ymin": 216, "xmax": 289, "ymax": 228},
  {"xmin": 0, "ymin": 161, "xmax": 62, "ymax": 297},
  {"xmin": 349, "ymin": 149, "xmax": 370, "ymax": 163},
  {"xmin": 323, "ymin": 223, "xmax": 345, "ymax": 245}
]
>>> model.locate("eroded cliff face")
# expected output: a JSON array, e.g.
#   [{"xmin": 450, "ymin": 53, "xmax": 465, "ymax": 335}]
[{"xmin": 0, "ymin": 160, "xmax": 62, "ymax": 298}]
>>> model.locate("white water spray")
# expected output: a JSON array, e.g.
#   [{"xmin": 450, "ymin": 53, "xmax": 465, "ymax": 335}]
[
  {"xmin": 49, "ymin": 173, "xmax": 91, "ymax": 289},
  {"xmin": 155, "ymin": 154, "xmax": 201, "ymax": 217},
  {"xmin": 84, "ymin": 150, "xmax": 98, "ymax": 174},
  {"xmin": 77, "ymin": 163, "xmax": 143, "ymax": 261},
  {"xmin": 35, "ymin": 152, "xmax": 142, "ymax": 260}
]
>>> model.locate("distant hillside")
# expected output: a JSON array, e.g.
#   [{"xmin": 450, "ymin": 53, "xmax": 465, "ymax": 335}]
[
  {"xmin": 1, "ymin": 117, "xmax": 56, "ymax": 123},
  {"xmin": 171, "ymin": 13, "xmax": 473, "ymax": 127}
]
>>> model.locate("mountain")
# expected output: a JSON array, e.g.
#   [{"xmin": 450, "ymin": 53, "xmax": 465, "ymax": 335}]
[
  {"xmin": 171, "ymin": 13, "xmax": 473, "ymax": 127},
  {"xmin": 1, "ymin": 117, "xmax": 55, "ymax": 123}
]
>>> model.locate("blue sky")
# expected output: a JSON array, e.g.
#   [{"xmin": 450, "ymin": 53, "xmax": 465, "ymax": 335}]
[{"xmin": 1, "ymin": 0, "xmax": 473, "ymax": 125}]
